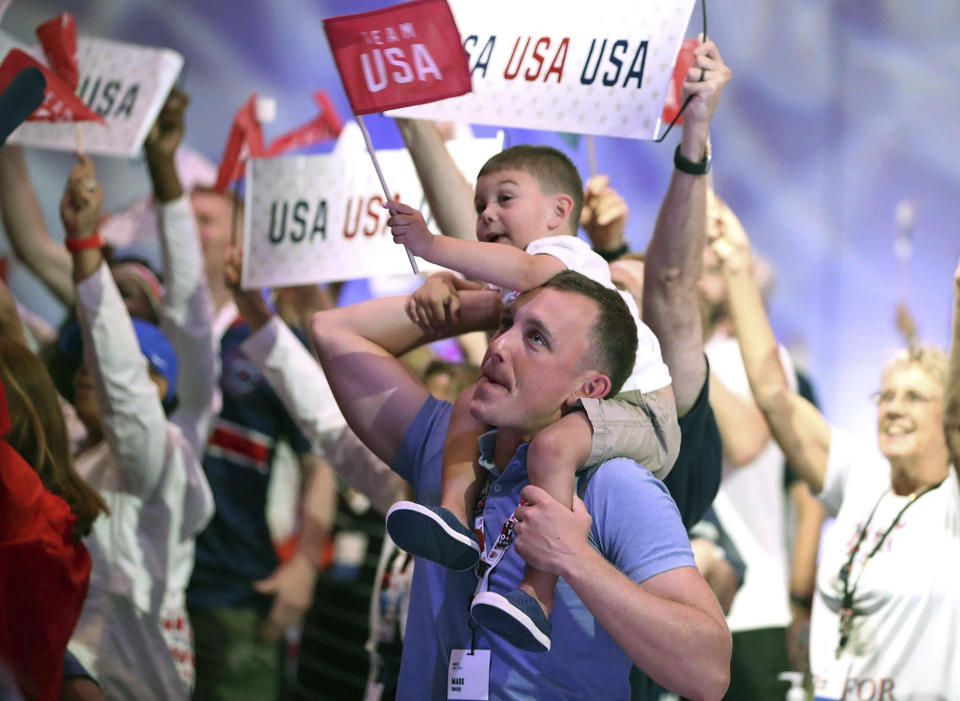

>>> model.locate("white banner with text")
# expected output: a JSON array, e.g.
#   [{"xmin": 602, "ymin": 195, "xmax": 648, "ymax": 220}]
[
  {"xmin": 241, "ymin": 122, "xmax": 503, "ymax": 289},
  {"xmin": 10, "ymin": 36, "xmax": 183, "ymax": 157},
  {"xmin": 388, "ymin": 0, "xmax": 696, "ymax": 139}
]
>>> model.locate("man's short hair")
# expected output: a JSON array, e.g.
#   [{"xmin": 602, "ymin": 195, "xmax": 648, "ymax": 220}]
[
  {"xmin": 478, "ymin": 145, "xmax": 583, "ymax": 234},
  {"xmin": 191, "ymin": 183, "xmax": 244, "ymax": 212},
  {"xmin": 541, "ymin": 270, "xmax": 637, "ymax": 397}
]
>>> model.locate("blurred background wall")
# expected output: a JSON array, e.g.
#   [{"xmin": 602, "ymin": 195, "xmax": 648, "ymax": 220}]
[{"xmin": 2, "ymin": 0, "xmax": 958, "ymax": 444}]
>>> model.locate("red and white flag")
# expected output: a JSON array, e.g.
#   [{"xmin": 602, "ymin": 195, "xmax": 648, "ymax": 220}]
[
  {"xmin": 214, "ymin": 93, "xmax": 266, "ymax": 192},
  {"xmin": 266, "ymin": 91, "xmax": 342, "ymax": 157},
  {"xmin": 0, "ymin": 49, "xmax": 102, "ymax": 124},
  {"xmin": 323, "ymin": 0, "xmax": 471, "ymax": 115},
  {"xmin": 35, "ymin": 13, "xmax": 79, "ymax": 90}
]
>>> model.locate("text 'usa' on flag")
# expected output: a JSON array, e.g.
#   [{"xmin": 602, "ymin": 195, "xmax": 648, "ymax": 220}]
[{"xmin": 323, "ymin": 0, "xmax": 471, "ymax": 115}]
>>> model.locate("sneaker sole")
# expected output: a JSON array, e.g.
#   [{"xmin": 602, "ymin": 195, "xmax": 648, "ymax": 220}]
[
  {"xmin": 385, "ymin": 502, "xmax": 480, "ymax": 571},
  {"xmin": 470, "ymin": 592, "xmax": 551, "ymax": 653}
]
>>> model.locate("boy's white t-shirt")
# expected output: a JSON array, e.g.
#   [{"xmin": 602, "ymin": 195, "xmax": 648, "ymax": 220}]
[
  {"xmin": 523, "ymin": 235, "xmax": 671, "ymax": 393},
  {"xmin": 811, "ymin": 429, "xmax": 960, "ymax": 698}
]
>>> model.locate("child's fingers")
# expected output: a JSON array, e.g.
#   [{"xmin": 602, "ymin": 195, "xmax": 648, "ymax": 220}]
[
  {"xmin": 406, "ymin": 297, "xmax": 420, "ymax": 325},
  {"xmin": 428, "ymin": 297, "xmax": 447, "ymax": 326},
  {"xmin": 383, "ymin": 200, "xmax": 416, "ymax": 216},
  {"xmin": 448, "ymin": 292, "xmax": 461, "ymax": 322}
]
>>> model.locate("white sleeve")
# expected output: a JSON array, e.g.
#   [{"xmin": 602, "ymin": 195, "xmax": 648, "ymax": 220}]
[
  {"xmin": 622, "ymin": 320, "xmax": 672, "ymax": 393},
  {"xmin": 241, "ymin": 318, "xmax": 409, "ymax": 513},
  {"xmin": 75, "ymin": 262, "xmax": 168, "ymax": 498},
  {"xmin": 524, "ymin": 235, "xmax": 613, "ymax": 286},
  {"xmin": 241, "ymin": 316, "xmax": 347, "ymax": 447},
  {"xmin": 156, "ymin": 195, "xmax": 220, "ymax": 456},
  {"xmin": 818, "ymin": 427, "xmax": 852, "ymax": 517}
]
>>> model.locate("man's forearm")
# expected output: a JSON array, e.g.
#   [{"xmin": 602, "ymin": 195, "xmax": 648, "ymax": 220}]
[
  {"xmin": 708, "ymin": 372, "xmax": 771, "ymax": 467},
  {"xmin": 310, "ymin": 291, "xmax": 501, "ymax": 466},
  {"xmin": 642, "ymin": 130, "xmax": 708, "ymax": 416},
  {"xmin": 311, "ymin": 290, "xmax": 500, "ymax": 361},
  {"xmin": 147, "ymin": 153, "xmax": 184, "ymax": 203},
  {"xmin": 562, "ymin": 550, "xmax": 730, "ymax": 701},
  {"xmin": 395, "ymin": 118, "xmax": 477, "ymax": 240}
]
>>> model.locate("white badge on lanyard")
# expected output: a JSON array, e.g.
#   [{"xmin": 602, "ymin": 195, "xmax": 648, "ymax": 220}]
[
  {"xmin": 448, "ymin": 649, "xmax": 490, "ymax": 700},
  {"xmin": 813, "ymin": 658, "xmax": 851, "ymax": 701},
  {"xmin": 362, "ymin": 681, "xmax": 384, "ymax": 701}
]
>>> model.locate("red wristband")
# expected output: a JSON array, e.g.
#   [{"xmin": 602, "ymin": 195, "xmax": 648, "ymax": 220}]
[{"xmin": 65, "ymin": 232, "xmax": 104, "ymax": 253}]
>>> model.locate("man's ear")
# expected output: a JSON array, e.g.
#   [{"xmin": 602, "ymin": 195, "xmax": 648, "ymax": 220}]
[
  {"xmin": 566, "ymin": 372, "xmax": 612, "ymax": 407},
  {"xmin": 547, "ymin": 193, "xmax": 575, "ymax": 232}
]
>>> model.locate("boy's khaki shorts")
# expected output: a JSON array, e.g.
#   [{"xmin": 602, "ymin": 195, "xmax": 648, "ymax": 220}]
[{"xmin": 578, "ymin": 387, "xmax": 680, "ymax": 480}]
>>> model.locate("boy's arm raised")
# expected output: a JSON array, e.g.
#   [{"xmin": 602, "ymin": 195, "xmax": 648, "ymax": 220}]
[{"xmin": 386, "ymin": 201, "xmax": 565, "ymax": 291}]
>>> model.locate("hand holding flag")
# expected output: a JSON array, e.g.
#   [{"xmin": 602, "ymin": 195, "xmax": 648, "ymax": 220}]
[{"xmin": 324, "ymin": 0, "xmax": 471, "ymax": 273}]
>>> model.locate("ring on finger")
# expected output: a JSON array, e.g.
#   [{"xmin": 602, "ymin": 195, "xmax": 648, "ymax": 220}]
[{"xmin": 85, "ymin": 180, "xmax": 96, "ymax": 192}]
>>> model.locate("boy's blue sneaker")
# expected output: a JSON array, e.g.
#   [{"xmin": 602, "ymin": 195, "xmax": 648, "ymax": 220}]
[
  {"xmin": 470, "ymin": 589, "xmax": 552, "ymax": 653},
  {"xmin": 385, "ymin": 501, "xmax": 481, "ymax": 571}
]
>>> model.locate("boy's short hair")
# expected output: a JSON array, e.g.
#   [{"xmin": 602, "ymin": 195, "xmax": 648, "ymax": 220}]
[
  {"xmin": 541, "ymin": 270, "xmax": 637, "ymax": 396},
  {"xmin": 478, "ymin": 145, "xmax": 583, "ymax": 235}
]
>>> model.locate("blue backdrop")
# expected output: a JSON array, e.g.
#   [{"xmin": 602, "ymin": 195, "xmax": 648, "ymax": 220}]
[{"xmin": 2, "ymin": 0, "xmax": 958, "ymax": 443}]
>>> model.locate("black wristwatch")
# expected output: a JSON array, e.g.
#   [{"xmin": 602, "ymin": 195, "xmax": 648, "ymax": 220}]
[
  {"xmin": 595, "ymin": 242, "xmax": 630, "ymax": 262},
  {"xmin": 673, "ymin": 144, "xmax": 711, "ymax": 175}
]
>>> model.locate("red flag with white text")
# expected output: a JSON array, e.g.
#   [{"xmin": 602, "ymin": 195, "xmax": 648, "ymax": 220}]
[
  {"xmin": 323, "ymin": 0, "xmax": 471, "ymax": 115},
  {"xmin": 0, "ymin": 49, "xmax": 103, "ymax": 124}
]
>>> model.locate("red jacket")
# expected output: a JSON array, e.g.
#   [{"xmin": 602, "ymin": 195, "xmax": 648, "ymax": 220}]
[{"xmin": 0, "ymin": 378, "xmax": 91, "ymax": 701}]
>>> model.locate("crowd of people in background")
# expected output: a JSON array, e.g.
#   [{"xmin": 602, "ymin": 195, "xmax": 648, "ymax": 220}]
[{"xmin": 1, "ymin": 29, "xmax": 959, "ymax": 701}]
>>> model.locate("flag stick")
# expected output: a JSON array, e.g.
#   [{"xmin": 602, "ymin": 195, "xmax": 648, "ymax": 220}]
[
  {"xmin": 586, "ymin": 134, "xmax": 597, "ymax": 179},
  {"xmin": 75, "ymin": 123, "xmax": 84, "ymax": 154},
  {"xmin": 231, "ymin": 178, "xmax": 242, "ymax": 248},
  {"xmin": 357, "ymin": 114, "xmax": 419, "ymax": 275}
]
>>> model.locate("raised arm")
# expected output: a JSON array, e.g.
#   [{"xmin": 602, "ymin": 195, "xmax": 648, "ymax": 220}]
[
  {"xmin": 947, "ymin": 258, "xmax": 960, "ymax": 470},
  {"xmin": 145, "ymin": 89, "xmax": 219, "ymax": 454},
  {"xmin": 710, "ymin": 211, "xmax": 832, "ymax": 493},
  {"xmin": 642, "ymin": 39, "xmax": 730, "ymax": 415},
  {"xmin": 0, "ymin": 144, "xmax": 74, "ymax": 306},
  {"xmin": 394, "ymin": 118, "xmax": 478, "ymax": 240},
  {"xmin": 310, "ymin": 288, "xmax": 501, "ymax": 466},
  {"xmin": 63, "ymin": 156, "xmax": 169, "ymax": 498},
  {"xmin": 385, "ymin": 201, "xmax": 565, "ymax": 291}
]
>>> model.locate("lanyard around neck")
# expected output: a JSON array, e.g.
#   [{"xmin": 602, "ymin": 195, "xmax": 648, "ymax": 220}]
[
  {"xmin": 471, "ymin": 476, "xmax": 524, "ymax": 597},
  {"xmin": 836, "ymin": 479, "xmax": 942, "ymax": 656}
]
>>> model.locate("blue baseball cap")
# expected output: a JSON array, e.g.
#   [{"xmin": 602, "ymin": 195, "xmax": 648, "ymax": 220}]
[{"xmin": 59, "ymin": 319, "xmax": 179, "ymax": 403}]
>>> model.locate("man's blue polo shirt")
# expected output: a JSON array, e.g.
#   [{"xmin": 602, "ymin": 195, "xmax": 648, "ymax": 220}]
[{"xmin": 392, "ymin": 396, "xmax": 695, "ymax": 701}]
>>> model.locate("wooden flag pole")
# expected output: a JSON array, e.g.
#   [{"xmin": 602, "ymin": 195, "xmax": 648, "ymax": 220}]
[
  {"xmin": 75, "ymin": 123, "xmax": 84, "ymax": 154},
  {"xmin": 356, "ymin": 114, "xmax": 419, "ymax": 275}
]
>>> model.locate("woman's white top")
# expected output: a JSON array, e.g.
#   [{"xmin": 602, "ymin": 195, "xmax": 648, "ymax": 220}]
[{"xmin": 812, "ymin": 429, "xmax": 960, "ymax": 699}]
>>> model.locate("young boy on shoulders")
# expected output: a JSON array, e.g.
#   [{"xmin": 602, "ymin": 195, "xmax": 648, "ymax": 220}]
[{"xmin": 383, "ymin": 145, "xmax": 679, "ymax": 653}]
